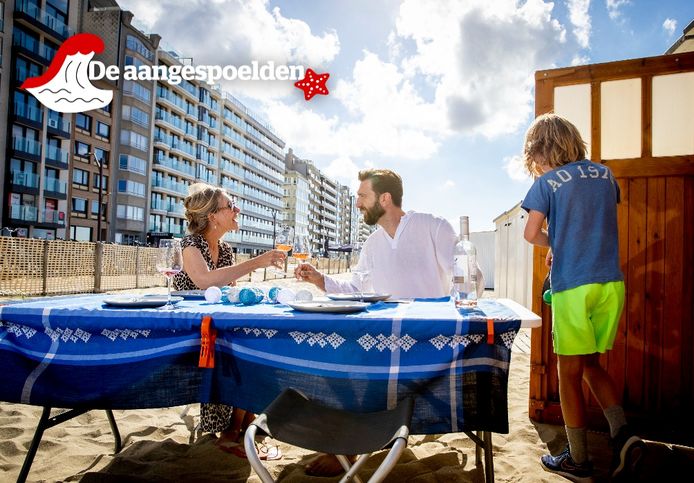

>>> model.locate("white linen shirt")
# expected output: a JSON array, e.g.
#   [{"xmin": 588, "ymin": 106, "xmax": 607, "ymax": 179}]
[{"xmin": 324, "ymin": 211, "xmax": 457, "ymax": 299}]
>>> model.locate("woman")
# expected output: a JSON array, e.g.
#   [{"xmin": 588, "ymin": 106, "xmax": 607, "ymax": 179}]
[{"xmin": 173, "ymin": 183, "xmax": 286, "ymax": 456}]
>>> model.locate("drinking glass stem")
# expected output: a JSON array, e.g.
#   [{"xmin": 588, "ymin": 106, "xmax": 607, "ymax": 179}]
[{"xmin": 167, "ymin": 277, "xmax": 172, "ymax": 307}]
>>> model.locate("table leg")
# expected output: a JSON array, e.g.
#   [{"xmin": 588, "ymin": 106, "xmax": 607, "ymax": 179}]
[
  {"xmin": 16, "ymin": 406, "xmax": 52, "ymax": 483},
  {"xmin": 483, "ymin": 431, "xmax": 495, "ymax": 483},
  {"xmin": 105, "ymin": 410, "xmax": 122, "ymax": 453}
]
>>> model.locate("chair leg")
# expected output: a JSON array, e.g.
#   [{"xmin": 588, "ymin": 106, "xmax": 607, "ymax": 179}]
[
  {"xmin": 338, "ymin": 454, "xmax": 366, "ymax": 483},
  {"xmin": 475, "ymin": 430, "xmax": 482, "ymax": 467},
  {"xmin": 365, "ymin": 437, "xmax": 408, "ymax": 483},
  {"xmin": 244, "ymin": 425, "xmax": 275, "ymax": 483}
]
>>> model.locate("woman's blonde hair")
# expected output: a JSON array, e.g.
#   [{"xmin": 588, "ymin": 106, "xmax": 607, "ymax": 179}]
[
  {"xmin": 183, "ymin": 183, "xmax": 229, "ymax": 234},
  {"xmin": 523, "ymin": 113, "xmax": 587, "ymax": 177}
]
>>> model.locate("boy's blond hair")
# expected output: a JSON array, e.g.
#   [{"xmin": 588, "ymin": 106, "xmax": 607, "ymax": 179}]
[{"xmin": 523, "ymin": 113, "xmax": 587, "ymax": 177}]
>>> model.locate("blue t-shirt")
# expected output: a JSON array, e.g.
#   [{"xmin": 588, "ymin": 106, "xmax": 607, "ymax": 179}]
[{"xmin": 521, "ymin": 160, "xmax": 623, "ymax": 292}]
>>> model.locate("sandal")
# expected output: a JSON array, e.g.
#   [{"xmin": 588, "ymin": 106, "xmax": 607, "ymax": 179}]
[{"xmin": 226, "ymin": 440, "xmax": 283, "ymax": 461}]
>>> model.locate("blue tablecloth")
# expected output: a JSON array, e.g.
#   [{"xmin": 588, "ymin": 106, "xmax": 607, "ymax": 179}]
[{"xmin": 0, "ymin": 296, "xmax": 521, "ymax": 434}]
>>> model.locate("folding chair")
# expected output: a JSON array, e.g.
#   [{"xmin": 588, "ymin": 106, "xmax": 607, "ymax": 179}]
[{"xmin": 244, "ymin": 388, "xmax": 415, "ymax": 483}]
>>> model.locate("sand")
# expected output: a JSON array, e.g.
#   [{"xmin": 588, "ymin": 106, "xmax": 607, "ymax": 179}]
[{"xmin": 1, "ymin": 274, "xmax": 691, "ymax": 482}]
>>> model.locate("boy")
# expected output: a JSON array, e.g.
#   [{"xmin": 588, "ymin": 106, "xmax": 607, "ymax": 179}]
[{"xmin": 521, "ymin": 114, "xmax": 645, "ymax": 482}]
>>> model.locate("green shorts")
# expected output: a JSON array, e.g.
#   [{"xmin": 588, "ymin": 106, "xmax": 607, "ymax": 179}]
[{"xmin": 551, "ymin": 281, "xmax": 625, "ymax": 355}]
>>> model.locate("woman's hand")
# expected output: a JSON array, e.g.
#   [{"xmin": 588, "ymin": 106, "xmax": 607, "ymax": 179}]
[{"xmin": 256, "ymin": 249, "xmax": 286, "ymax": 270}]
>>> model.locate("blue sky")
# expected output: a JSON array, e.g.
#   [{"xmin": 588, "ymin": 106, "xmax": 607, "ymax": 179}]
[{"xmin": 119, "ymin": 0, "xmax": 692, "ymax": 232}]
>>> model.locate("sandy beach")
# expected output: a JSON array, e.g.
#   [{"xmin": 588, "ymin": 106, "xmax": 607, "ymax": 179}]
[{"xmin": 1, "ymin": 275, "xmax": 691, "ymax": 482}]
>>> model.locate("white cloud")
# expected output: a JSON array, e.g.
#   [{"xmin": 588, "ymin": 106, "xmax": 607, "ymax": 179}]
[
  {"xmin": 442, "ymin": 180, "xmax": 455, "ymax": 190},
  {"xmin": 568, "ymin": 0, "xmax": 591, "ymax": 49},
  {"xmin": 571, "ymin": 54, "xmax": 591, "ymax": 65},
  {"xmin": 663, "ymin": 18, "xmax": 677, "ymax": 37},
  {"xmin": 503, "ymin": 154, "xmax": 532, "ymax": 182},
  {"xmin": 117, "ymin": 0, "xmax": 339, "ymax": 98},
  {"xmin": 605, "ymin": 0, "xmax": 630, "ymax": 20},
  {"xmin": 322, "ymin": 156, "xmax": 362, "ymax": 193}
]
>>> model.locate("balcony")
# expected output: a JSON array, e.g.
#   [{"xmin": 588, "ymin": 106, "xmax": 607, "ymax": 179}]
[
  {"xmin": 44, "ymin": 177, "xmax": 67, "ymax": 197},
  {"xmin": 45, "ymin": 145, "xmax": 69, "ymax": 169},
  {"xmin": 41, "ymin": 210, "xmax": 65, "ymax": 226},
  {"xmin": 10, "ymin": 170, "xmax": 39, "ymax": 190},
  {"xmin": 13, "ymin": 101, "xmax": 43, "ymax": 125},
  {"xmin": 47, "ymin": 115, "xmax": 71, "ymax": 138},
  {"xmin": 12, "ymin": 136, "xmax": 41, "ymax": 160},
  {"xmin": 14, "ymin": 0, "xmax": 72, "ymax": 39},
  {"xmin": 154, "ymin": 153, "xmax": 196, "ymax": 177},
  {"xmin": 9, "ymin": 204, "xmax": 38, "ymax": 223}
]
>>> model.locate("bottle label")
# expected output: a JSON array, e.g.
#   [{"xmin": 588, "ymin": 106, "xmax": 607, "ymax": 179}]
[{"xmin": 453, "ymin": 276, "xmax": 465, "ymax": 283}]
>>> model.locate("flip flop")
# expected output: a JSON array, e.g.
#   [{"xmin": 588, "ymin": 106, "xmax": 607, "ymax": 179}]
[{"xmin": 226, "ymin": 441, "xmax": 283, "ymax": 461}]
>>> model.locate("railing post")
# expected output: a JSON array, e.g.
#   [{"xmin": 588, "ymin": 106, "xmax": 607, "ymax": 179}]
[
  {"xmin": 42, "ymin": 240, "xmax": 49, "ymax": 296},
  {"xmin": 135, "ymin": 246, "xmax": 140, "ymax": 288},
  {"xmin": 94, "ymin": 242, "xmax": 103, "ymax": 293}
]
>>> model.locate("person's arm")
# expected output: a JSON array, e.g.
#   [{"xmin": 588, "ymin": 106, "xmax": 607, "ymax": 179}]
[
  {"xmin": 524, "ymin": 210, "xmax": 549, "ymax": 247},
  {"xmin": 182, "ymin": 247, "xmax": 285, "ymax": 289}
]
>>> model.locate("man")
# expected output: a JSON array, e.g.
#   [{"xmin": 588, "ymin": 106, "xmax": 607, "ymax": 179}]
[
  {"xmin": 295, "ymin": 168, "xmax": 483, "ymax": 476},
  {"xmin": 296, "ymin": 169, "xmax": 478, "ymax": 299}
]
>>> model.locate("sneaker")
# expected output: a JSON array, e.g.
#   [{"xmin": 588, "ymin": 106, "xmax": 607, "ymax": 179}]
[
  {"xmin": 541, "ymin": 446, "xmax": 594, "ymax": 482},
  {"xmin": 611, "ymin": 425, "xmax": 646, "ymax": 479}
]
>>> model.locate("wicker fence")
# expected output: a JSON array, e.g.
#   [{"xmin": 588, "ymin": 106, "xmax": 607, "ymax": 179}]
[{"xmin": 0, "ymin": 236, "xmax": 356, "ymax": 297}]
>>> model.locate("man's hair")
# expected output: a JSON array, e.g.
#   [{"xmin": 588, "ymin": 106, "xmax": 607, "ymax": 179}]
[
  {"xmin": 358, "ymin": 169, "xmax": 403, "ymax": 207},
  {"xmin": 523, "ymin": 113, "xmax": 587, "ymax": 177}
]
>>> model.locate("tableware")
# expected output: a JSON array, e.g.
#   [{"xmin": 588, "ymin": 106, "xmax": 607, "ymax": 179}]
[
  {"xmin": 103, "ymin": 296, "xmax": 184, "ymax": 308},
  {"xmin": 272, "ymin": 225, "xmax": 294, "ymax": 276},
  {"xmin": 326, "ymin": 292, "xmax": 391, "ymax": 303},
  {"xmin": 171, "ymin": 290, "xmax": 207, "ymax": 299},
  {"xmin": 286, "ymin": 300, "xmax": 369, "ymax": 313},
  {"xmin": 351, "ymin": 269, "xmax": 370, "ymax": 301},
  {"xmin": 156, "ymin": 239, "xmax": 184, "ymax": 310}
]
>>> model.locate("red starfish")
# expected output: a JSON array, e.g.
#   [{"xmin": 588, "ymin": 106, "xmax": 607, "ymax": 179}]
[{"xmin": 294, "ymin": 68, "xmax": 330, "ymax": 101}]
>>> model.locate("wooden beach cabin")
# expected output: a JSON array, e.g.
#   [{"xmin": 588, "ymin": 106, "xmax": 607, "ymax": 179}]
[{"xmin": 528, "ymin": 47, "xmax": 694, "ymax": 444}]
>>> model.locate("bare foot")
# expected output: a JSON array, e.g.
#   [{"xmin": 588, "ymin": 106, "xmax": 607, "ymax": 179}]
[
  {"xmin": 215, "ymin": 428, "xmax": 241, "ymax": 451},
  {"xmin": 305, "ymin": 453, "xmax": 355, "ymax": 477}
]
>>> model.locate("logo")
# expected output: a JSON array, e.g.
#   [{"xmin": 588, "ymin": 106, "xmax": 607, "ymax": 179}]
[
  {"xmin": 21, "ymin": 33, "xmax": 113, "ymax": 113},
  {"xmin": 22, "ymin": 33, "xmax": 329, "ymax": 113}
]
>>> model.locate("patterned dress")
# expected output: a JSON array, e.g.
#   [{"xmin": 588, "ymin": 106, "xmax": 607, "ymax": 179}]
[{"xmin": 173, "ymin": 233, "xmax": 236, "ymax": 433}]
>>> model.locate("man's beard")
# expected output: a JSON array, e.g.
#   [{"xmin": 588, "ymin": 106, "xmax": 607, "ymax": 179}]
[{"xmin": 362, "ymin": 200, "xmax": 385, "ymax": 225}]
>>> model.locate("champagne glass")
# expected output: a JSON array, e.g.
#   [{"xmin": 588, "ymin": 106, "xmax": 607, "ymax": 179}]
[
  {"xmin": 272, "ymin": 225, "xmax": 294, "ymax": 276},
  {"xmin": 156, "ymin": 239, "xmax": 183, "ymax": 310}
]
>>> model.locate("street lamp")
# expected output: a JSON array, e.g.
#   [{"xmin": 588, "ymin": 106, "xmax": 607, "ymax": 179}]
[{"xmin": 88, "ymin": 152, "xmax": 104, "ymax": 243}]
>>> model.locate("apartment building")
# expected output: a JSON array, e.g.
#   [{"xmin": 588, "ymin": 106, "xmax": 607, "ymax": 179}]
[
  {"xmin": 285, "ymin": 149, "xmax": 340, "ymax": 256},
  {"xmin": 283, "ymin": 168, "xmax": 310, "ymax": 240},
  {"xmin": 1, "ymin": 0, "xmax": 79, "ymax": 239}
]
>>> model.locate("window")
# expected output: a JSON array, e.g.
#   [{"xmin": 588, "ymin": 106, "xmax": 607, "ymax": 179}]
[
  {"xmin": 72, "ymin": 168, "xmax": 89, "ymax": 187},
  {"xmin": 120, "ymin": 130, "xmax": 149, "ymax": 152},
  {"xmin": 93, "ymin": 148, "xmax": 109, "ymax": 165},
  {"xmin": 71, "ymin": 197, "xmax": 87, "ymax": 213},
  {"xmin": 70, "ymin": 225, "xmax": 91, "ymax": 241},
  {"xmin": 91, "ymin": 200, "xmax": 105, "ymax": 215},
  {"xmin": 15, "ymin": 57, "xmax": 41, "ymax": 83},
  {"xmin": 126, "ymin": 35, "xmax": 154, "ymax": 61},
  {"xmin": 117, "ymin": 179, "xmax": 145, "ymax": 197},
  {"xmin": 116, "ymin": 204, "xmax": 144, "ymax": 221},
  {"xmin": 96, "ymin": 121, "xmax": 110, "ymax": 139},
  {"xmin": 93, "ymin": 174, "xmax": 108, "ymax": 190},
  {"xmin": 74, "ymin": 141, "xmax": 90, "ymax": 157},
  {"xmin": 75, "ymin": 113, "xmax": 91, "ymax": 132},
  {"xmin": 123, "ymin": 80, "xmax": 151, "ymax": 102},
  {"xmin": 119, "ymin": 154, "xmax": 147, "ymax": 174},
  {"xmin": 123, "ymin": 105, "xmax": 150, "ymax": 127}
]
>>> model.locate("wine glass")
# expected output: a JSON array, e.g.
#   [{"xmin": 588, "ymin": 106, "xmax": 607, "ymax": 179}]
[
  {"xmin": 292, "ymin": 234, "xmax": 310, "ymax": 272},
  {"xmin": 272, "ymin": 225, "xmax": 294, "ymax": 276},
  {"xmin": 156, "ymin": 239, "xmax": 183, "ymax": 310},
  {"xmin": 352, "ymin": 269, "xmax": 370, "ymax": 302}
]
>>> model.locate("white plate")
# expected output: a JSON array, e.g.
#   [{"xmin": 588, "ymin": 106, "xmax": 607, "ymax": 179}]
[
  {"xmin": 103, "ymin": 296, "xmax": 184, "ymax": 308},
  {"xmin": 171, "ymin": 290, "xmax": 206, "ymax": 300},
  {"xmin": 326, "ymin": 293, "xmax": 391, "ymax": 302},
  {"xmin": 287, "ymin": 300, "xmax": 370, "ymax": 313}
]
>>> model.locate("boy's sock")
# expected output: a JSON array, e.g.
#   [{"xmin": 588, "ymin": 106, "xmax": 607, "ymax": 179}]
[
  {"xmin": 604, "ymin": 405, "xmax": 627, "ymax": 438},
  {"xmin": 566, "ymin": 426, "xmax": 588, "ymax": 464}
]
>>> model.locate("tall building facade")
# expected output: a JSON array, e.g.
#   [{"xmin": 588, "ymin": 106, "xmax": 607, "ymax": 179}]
[{"xmin": 2, "ymin": 0, "xmax": 80, "ymax": 239}]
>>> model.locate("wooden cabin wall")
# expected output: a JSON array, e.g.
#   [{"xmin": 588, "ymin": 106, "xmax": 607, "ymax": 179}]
[{"xmin": 529, "ymin": 50, "xmax": 694, "ymax": 443}]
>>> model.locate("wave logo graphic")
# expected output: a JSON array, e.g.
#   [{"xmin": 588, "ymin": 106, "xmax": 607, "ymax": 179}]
[{"xmin": 21, "ymin": 33, "xmax": 113, "ymax": 113}]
